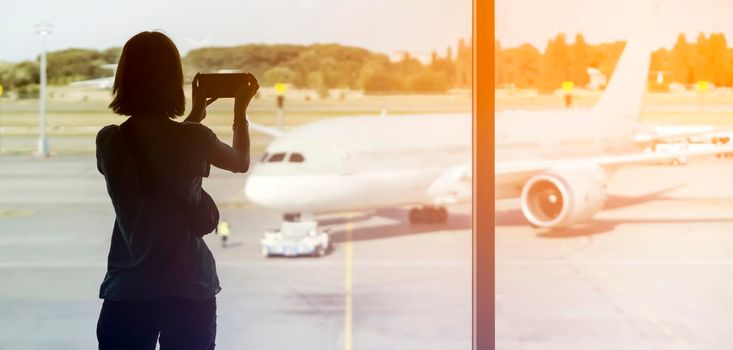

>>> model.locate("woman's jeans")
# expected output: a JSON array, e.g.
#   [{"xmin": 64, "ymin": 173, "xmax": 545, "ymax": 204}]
[{"xmin": 97, "ymin": 297, "xmax": 216, "ymax": 350}]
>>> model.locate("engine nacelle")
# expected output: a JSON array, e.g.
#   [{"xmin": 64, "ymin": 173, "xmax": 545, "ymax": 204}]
[{"xmin": 520, "ymin": 165, "xmax": 607, "ymax": 228}]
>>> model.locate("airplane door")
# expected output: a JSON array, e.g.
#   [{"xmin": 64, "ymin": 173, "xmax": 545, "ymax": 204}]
[{"xmin": 339, "ymin": 145, "xmax": 355, "ymax": 175}]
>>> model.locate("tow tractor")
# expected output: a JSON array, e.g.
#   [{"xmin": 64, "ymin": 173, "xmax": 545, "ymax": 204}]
[{"xmin": 260, "ymin": 219, "xmax": 331, "ymax": 257}]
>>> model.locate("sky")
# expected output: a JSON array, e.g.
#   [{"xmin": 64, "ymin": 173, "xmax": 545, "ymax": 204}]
[
  {"xmin": 498, "ymin": 0, "xmax": 733, "ymax": 51},
  {"xmin": 0, "ymin": 0, "xmax": 471, "ymax": 61}
]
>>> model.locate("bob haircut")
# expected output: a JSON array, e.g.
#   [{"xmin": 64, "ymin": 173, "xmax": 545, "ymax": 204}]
[{"xmin": 109, "ymin": 31, "xmax": 185, "ymax": 118}]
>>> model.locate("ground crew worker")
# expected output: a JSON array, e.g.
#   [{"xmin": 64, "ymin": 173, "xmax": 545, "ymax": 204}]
[{"xmin": 217, "ymin": 221, "xmax": 231, "ymax": 248}]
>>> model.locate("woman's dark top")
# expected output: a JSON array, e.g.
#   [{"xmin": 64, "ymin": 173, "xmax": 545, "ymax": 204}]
[{"xmin": 96, "ymin": 117, "xmax": 221, "ymax": 301}]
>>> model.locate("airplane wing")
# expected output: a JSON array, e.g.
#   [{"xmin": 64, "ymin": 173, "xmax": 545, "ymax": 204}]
[
  {"xmin": 426, "ymin": 164, "xmax": 472, "ymax": 205},
  {"xmin": 424, "ymin": 144, "xmax": 733, "ymax": 204},
  {"xmin": 496, "ymin": 144, "xmax": 733, "ymax": 196},
  {"xmin": 633, "ymin": 127, "xmax": 733, "ymax": 144},
  {"xmin": 249, "ymin": 122, "xmax": 284, "ymax": 137}
]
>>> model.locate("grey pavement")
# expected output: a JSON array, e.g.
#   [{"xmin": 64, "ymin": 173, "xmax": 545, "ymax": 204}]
[
  {"xmin": 0, "ymin": 155, "xmax": 471, "ymax": 349},
  {"xmin": 497, "ymin": 158, "xmax": 733, "ymax": 350}
]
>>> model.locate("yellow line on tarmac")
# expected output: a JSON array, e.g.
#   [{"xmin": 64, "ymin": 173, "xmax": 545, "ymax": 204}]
[
  {"xmin": 0, "ymin": 209, "xmax": 36, "ymax": 218},
  {"xmin": 344, "ymin": 219, "xmax": 353, "ymax": 350}
]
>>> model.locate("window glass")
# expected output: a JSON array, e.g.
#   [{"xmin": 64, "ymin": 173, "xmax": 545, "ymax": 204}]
[
  {"xmin": 268, "ymin": 153, "xmax": 286, "ymax": 162},
  {"xmin": 289, "ymin": 153, "xmax": 305, "ymax": 163},
  {"xmin": 2, "ymin": 2, "xmax": 472, "ymax": 348}
]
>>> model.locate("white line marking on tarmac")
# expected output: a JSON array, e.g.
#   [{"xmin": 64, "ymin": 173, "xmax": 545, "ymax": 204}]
[
  {"xmin": 0, "ymin": 209, "xmax": 36, "ymax": 218},
  {"xmin": 584, "ymin": 265, "xmax": 688, "ymax": 348},
  {"xmin": 499, "ymin": 259, "xmax": 733, "ymax": 266},
  {"xmin": 343, "ymin": 219, "xmax": 353, "ymax": 350}
]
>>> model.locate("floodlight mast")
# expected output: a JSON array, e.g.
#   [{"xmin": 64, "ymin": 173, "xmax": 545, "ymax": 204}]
[{"xmin": 35, "ymin": 22, "xmax": 52, "ymax": 157}]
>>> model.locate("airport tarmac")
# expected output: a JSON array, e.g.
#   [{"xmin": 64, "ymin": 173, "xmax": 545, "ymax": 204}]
[
  {"xmin": 0, "ymin": 155, "xmax": 471, "ymax": 349},
  {"xmin": 497, "ymin": 156, "xmax": 733, "ymax": 350},
  {"xmin": 7, "ymin": 152, "xmax": 733, "ymax": 349}
]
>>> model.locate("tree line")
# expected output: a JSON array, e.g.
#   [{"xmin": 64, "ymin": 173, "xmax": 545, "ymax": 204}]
[
  {"xmin": 496, "ymin": 33, "xmax": 733, "ymax": 92},
  {"xmin": 0, "ymin": 41, "xmax": 471, "ymax": 98}
]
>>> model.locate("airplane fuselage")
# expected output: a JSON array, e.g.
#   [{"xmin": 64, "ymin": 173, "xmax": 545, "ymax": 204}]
[
  {"xmin": 245, "ymin": 114, "xmax": 471, "ymax": 214},
  {"xmin": 245, "ymin": 107, "xmax": 643, "ymax": 214},
  {"xmin": 496, "ymin": 109, "xmax": 639, "ymax": 163}
]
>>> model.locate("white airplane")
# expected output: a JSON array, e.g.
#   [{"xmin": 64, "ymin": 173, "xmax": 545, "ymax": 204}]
[
  {"xmin": 69, "ymin": 64, "xmax": 116, "ymax": 89},
  {"xmin": 70, "ymin": 77, "xmax": 114, "ymax": 89},
  {"xmin": 242, "ymin": 12, "xmax": 728, "ymax": 229},
  {"xmin": 245, "ymin": 112, "xmax": 471, "ymax": 224}
]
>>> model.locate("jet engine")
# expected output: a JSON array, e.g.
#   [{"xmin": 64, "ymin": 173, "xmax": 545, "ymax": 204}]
[{"xmin": 520, "ymin": 165, "xmax": 607, "ymax": 228}]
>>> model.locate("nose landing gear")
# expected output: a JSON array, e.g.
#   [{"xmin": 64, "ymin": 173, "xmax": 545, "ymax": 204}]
[{"xmin": 409, "ymin": 205, "xmax": 448, "ymax": 224}]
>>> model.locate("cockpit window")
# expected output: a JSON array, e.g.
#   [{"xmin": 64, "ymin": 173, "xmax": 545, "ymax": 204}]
[
  {"xmin": 260, "ymin": 153, "xmax": 268, "ymax": 162},
  {"xmin": 268, "ymin": 153, "xmax": 286, "ymax": 162},
  {"xmin": 289, "ymin": 153, "xmax": 305, "ymax": 163}
]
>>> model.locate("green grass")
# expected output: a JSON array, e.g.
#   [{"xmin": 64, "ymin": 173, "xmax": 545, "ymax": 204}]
[
  {"xmin": 496, "ymin": 90, "xmax": 733, "ymax": 125},
  {"xmin": 0, "ymin": 91, "xmax": 471, "ymax": 155},
  {"xmin": 15, "ymin": 88, "xmax": 733, "ymax": 156}
]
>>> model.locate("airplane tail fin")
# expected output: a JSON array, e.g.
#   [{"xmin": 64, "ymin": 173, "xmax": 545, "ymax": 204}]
[{"xmin": 593, "ymin": 4, "xmax": 656, "ymax": 122}]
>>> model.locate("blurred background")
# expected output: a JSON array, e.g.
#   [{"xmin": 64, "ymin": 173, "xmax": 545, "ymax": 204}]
[{"xmin": 0, "ymin": 1, "xmax": 471, "ymax": 349}]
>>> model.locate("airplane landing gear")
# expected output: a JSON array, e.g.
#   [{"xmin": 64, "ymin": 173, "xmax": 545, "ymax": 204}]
[{"xmin": 409, "ymin": 205, "xmax": 448, "ymax": 224}]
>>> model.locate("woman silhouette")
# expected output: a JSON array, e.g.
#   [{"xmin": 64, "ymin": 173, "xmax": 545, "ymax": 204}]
[{"xmin": 95, "ymin": 31, "xmax": 258, "ymax": 350}]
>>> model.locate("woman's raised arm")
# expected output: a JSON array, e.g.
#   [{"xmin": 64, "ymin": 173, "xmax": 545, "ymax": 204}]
[{"xmin": 187, "ymin": 73, "xmax": 259, "ymax": 173}]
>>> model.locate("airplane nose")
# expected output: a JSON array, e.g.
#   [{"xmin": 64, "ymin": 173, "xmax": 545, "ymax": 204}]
[
  {"xmin": 244, "ymin": 173, "xmax": 307, "ymax": 211},
  {"xmin": 244, "ymin": 175, "xmax": 273, "ymax": 208},
  {"xmin": 244, "ymin": 164, "xmax": 351, "ymax": 213}
]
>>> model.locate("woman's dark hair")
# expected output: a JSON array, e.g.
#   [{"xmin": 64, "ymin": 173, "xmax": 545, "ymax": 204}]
[{"xmin": 109, "ymin": 31, "xmax": 185, "ymax": 118}]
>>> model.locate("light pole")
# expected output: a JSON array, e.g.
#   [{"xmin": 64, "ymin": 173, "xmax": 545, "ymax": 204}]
[{"xmin": 35, "ymin": 22, "xmax": 52, "ymax": 157}]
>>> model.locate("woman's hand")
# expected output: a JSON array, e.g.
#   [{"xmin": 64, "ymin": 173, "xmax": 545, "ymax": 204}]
[
  {"xmin": 234, "ymin": 73, "xmax": 259, "ymax": 118},
  {"xmin": 187, "ymin": 73, "xmax": 218, "ymax": 123}
]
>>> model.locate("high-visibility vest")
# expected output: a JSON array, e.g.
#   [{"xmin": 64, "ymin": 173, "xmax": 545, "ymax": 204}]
[{"xmin": 217, "ymin": 222, "xmax": 231, "ymax": 236}]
